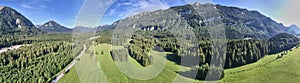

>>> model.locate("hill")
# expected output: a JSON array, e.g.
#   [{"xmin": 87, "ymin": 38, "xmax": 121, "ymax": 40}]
[{"xmin": 268, "ymin": 33, "xmax": 299, "ymax": 54}]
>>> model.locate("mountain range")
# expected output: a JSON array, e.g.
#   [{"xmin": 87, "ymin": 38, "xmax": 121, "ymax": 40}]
[
  {"xmin": 1, "ymin": 3, "xmax": 300, "ymax": 38},
  {"xmin": 109, "ymin": 3, "xmax": 300, "ymax": 39}
]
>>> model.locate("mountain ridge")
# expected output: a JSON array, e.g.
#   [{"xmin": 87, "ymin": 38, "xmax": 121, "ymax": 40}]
[{"xmin": 110, "ymin": 3, "xmax": 297, "ymax": 39}]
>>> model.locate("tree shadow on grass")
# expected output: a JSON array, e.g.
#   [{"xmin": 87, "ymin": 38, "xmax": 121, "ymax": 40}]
[
  {"xmin": 166, "ymin": 53, "xmax": 181, "ymax": 65},
  {"xmin": 166, "ymin": 54, "xmax": 201, "ymax": 67}
]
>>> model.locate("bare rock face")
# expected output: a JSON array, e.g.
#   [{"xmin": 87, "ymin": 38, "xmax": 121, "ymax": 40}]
[
  {"xmin": 0, "ymin": 6, "xmax": 4, "ymax": 10},
  {"xmin": 16, "ymin": 18, "xmax": 22, "ymax": 28}
]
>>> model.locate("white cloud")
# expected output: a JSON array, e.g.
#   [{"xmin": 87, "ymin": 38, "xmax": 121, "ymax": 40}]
[
  {"xmin": 20, "ymin": 4, "xmax": 34, "ymax": 9},
  {"xmin": 19, "ymin": 0, "xmax": 51, "ymax": 10},
  {"xmin": 20, "ymin": 0, "xmax": 37, "ymax": 9},
  {"xmin": 123, "ymin": 2, "xmax": 132, "ymax": 5},
  {"xmin": 105, "ymin": 0, "xmax": 170, "ymax": 18},
  {"xmin": 122, "ymin": 0, "xmax": 170, "ymax": 18}
]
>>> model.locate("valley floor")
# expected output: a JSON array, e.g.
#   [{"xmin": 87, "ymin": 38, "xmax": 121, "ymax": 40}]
[{"xmin": 58, "ymin": 45, "xmax": 300, "ymax": 83}]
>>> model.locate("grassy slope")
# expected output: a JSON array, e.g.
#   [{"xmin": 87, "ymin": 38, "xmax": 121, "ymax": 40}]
[
  {"xmin": 59, "ymin": 45, "xmax": 195, "ymax": 83},
  {"xmin": 221, "ymin": 47, "xmax": 300, "ymax": 83},
  {"xmin": 97, "ymin": 45, "xmax": 195, "ymax": 83},
  {"xmin": 58, "ymin": 67, "xmax": 80, "ymax": 83},
  {"xmin": 59, "ymin": 45, "xmax": 300, "ymax": 83}
]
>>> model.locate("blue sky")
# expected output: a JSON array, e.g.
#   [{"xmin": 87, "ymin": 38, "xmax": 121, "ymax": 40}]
[
  {"xmin": 0, "ymin": 0, "xmax": 84, "ymax": 27},
  {"xmin": 0, "ymin": 0, "xmax": 298, "ymax": 28}
]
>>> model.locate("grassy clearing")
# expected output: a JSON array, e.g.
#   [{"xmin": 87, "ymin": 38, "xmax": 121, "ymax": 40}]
[{"xmin": 221, "ymin": 47, "xmax": 300, "ymax": 83}]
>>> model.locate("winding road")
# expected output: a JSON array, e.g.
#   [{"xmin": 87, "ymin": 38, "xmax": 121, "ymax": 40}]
[{"xmin": 52, "ymin": 35, "xmax": 101, "ymax": 83}]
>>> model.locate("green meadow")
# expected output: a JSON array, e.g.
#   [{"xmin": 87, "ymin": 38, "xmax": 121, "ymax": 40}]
[
  {"xmin": 59, "ymin": 45, "xmax": 300, "ymax": 83},
  {"xmin": 221, "ymin": 47, "xmax": 300, "ymax": 83}
]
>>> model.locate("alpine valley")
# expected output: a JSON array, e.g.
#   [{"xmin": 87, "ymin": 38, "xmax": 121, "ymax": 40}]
[{"xmin": 0, "ymin": 2, "xmax": 300, "ymax": 83}]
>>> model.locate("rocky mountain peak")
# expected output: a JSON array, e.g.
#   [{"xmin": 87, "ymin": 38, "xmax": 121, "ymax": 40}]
[
  {"xmin": 43, "ymin": 20, "xmax": 59, "ymax": 27},
  {"xmin": 37, "ymin": 20, "xmax": 72, "ymax": 33},
  {"xmin": 0, "ymin": 6, "xmax": 4, "ymax": 10}
]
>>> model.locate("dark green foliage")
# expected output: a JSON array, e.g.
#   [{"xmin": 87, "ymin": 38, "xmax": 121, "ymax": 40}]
[
  {"xmin": 225, "ymin": 40, "xmax": 268, "ymax": 68},
  {"xmin": 0, "ymin": 33, "xmax": 72, "ymax": 49},
  {"xmin": 195, "ymin": 65, "xmax": 224, "ymax": 80},
  {"xmin": 180, "ymin": 64, "xmax": 224, "ymax": 81},
  {"xmin": 0, "ymin": 35, "xmax": 25, "ymax": 48},
  {"xmin": 268, "ymin": 33, "xmax": 299, "ymax": 54},
  {"xmin": 111, "ymin": 49, "xmax": 128, "ymax": 62},
  {"xmin": 24, "ymin": 33, "xmax": 72, "ymax": 42},
  {"xmin": 95, "ymin": 30, "xmax": 112, "ymax": 44},
  {"xmin": 128, "ymin": 35, "xmax": 157, "ymax": 67},
  {"xmin": 0, "ymin": 42, "xmax": 74, "ymax": 83},
  {"xmin": 101, "ymin": 51, "xmax": 104, "ymax": 55}
]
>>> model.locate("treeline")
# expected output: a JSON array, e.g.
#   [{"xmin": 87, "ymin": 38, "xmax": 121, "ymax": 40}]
[
  {"xmin": 0, "ymin": 41, "xmax": 74, "ymax": 83},
  {"xmin": 24, "ymin": 33, "xmax": 72, "ymax": 42},
  {"xmin": 225, "ymin": 40, "xmax": 268, "ymax": 68},
  {"xmin": 0, "ymin": 33, "xmax": 72, "ymax": 49},
  {"xmin": 268, "ymin": 33, "xmax": 299, "ymax": 54},
  {"xmin": 0, "ymin": 35, "xmax": 25, "ymax": 48},
  {"xmin": 95, "ymin": 30, "xmax": 112, "ymax": 44},
  {"xmin": 111, "ymin": 49, "xmax": 128, "ymax": 62}
]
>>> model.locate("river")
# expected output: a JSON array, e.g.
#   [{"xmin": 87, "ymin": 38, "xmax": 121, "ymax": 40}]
[{"xmin": 0, "ymin": 45, "xmax": 27, "ymax": 54}]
